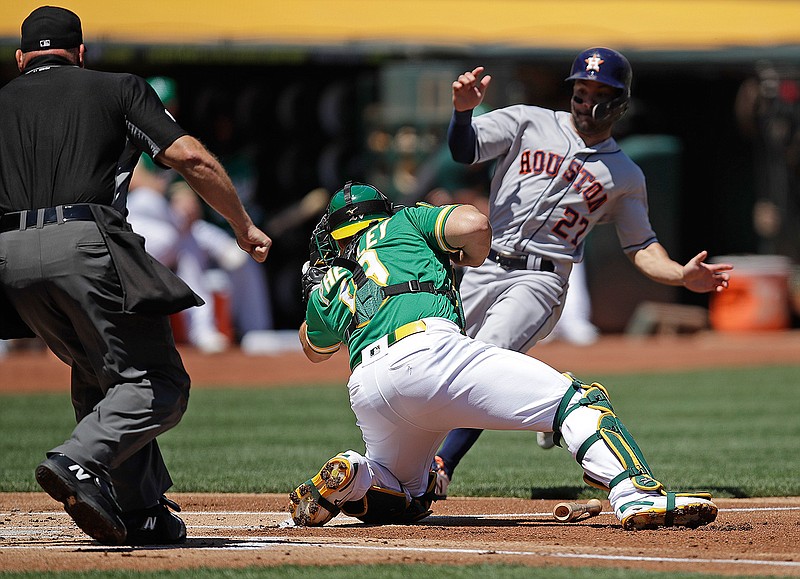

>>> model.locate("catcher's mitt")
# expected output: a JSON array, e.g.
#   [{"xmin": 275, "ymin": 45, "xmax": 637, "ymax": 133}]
[{"xmin": 301, "ymin": 261, "xmax": 327, "ymax": 305}]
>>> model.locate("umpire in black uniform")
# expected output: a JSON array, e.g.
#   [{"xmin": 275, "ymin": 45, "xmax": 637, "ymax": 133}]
[{"xmin": 0, "ymin": 7, "xmax": 271, "ymax": 545}]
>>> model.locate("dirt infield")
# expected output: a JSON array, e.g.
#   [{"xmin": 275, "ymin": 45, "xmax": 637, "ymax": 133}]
[
  {"xmin": 1, "ymin": 493, "xmax": 799, "ymax": 576},
  {"xmin": 1, "ymin": 330, "xmax": 799, "ymax": 575}
]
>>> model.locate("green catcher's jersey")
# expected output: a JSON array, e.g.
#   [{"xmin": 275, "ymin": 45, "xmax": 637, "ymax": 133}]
[{"xmin": 305, "ymin": 203, "xmax": 462, "ymax": 368}]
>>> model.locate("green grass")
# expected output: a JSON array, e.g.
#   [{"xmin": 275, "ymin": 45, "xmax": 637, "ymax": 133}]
[
  {"xmin": 2, "ymin": 366, "xmax": 797, "ymax": 579},
  {"xmin": 1, "ymin": 365, "xmax": 799, "ymax": 498},
  {"xmin": 447, "ymin": 365, "xmax": 800, "ymax": 499}
]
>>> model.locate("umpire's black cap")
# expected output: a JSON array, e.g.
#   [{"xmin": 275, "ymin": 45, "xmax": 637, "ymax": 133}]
[{"xmin": 20, "ymin": 6, "xmax": 83, "ymax": 52}]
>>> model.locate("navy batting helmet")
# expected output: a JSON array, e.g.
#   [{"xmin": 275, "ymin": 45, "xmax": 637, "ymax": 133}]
[{"xmin": 566, "ymin": 47, "xmax": 632, "ymax": 122}]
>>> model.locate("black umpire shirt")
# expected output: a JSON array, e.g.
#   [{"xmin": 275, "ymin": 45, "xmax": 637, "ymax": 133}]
[{"xmin": 0, "ymin": 54, "xmax": 187, "ymax": 214}]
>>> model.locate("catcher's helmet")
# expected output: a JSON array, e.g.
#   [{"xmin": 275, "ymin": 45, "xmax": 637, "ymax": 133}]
[
  {"xmin": 327, "ymin": 181, "xmax": 394, "ymax": 240},
  {"xmin": 566, "ymin": 47, "xmax": 632, "ymax": 122}
]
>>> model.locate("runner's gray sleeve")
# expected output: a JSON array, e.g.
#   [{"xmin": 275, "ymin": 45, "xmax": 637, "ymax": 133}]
[
  {"xmin": 609, "ymin": 173, "xmax": 659, "ymax": 253},
  {"xmin": 471, "ymin": 105, "xmax": 528, "ymax": 162}
]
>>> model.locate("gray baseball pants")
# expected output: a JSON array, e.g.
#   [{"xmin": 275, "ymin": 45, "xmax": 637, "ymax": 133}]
[{"xmin": 0, "ymin": 220, "xmax": 190, "ymax": 511}]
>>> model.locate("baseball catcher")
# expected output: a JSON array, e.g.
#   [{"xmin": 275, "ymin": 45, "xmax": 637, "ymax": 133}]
[{"xmin": 289, "ymin": 180, "xmax": 718, "ymax": 530}]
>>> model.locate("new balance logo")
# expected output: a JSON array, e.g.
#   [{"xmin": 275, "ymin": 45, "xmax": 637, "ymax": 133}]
[
  {"xmin": 67, "ymin": 464, "xmax": 91, "ymax": 481},
  {"xmin": 40, "ymin": 40, "xmax": 51, "ymax": 48},
  {"xmin": 141, "ymin": 516, "xmax": 158, "ymax": 531}
]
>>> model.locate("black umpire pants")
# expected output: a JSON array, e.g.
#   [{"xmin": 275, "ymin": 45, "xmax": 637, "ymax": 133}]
[{"xmin": 0, "ymin": 219, "xmax": 190, "ymax": 511}]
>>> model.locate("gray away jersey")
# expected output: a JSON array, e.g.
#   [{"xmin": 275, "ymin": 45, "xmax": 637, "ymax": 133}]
[{"xmin": 473, "ymin": 105, "xmax": 657, "ymax": 262}]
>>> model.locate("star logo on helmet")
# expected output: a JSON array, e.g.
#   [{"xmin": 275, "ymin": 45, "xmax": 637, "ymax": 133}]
[{"xmin": 585, "ymin": 54, "xmax": 604, "ymax": 73}]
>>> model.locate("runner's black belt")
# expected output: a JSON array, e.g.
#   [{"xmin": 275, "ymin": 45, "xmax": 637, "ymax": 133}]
[
  {"xmin": 487, "ymin": 249, "xmax": 555, "ymax": 272},
  {"xmin": 0, "ymin": 205, "xmax": 95, "ymax": 233}
]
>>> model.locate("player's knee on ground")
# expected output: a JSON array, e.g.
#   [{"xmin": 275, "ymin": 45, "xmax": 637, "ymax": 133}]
[
  {"xmin": 341, "ymin": 469, "xmax": 436, "ymax": 525},
  {"xmin": 290, "ymin": 453, "xmax": 436, "ymax": 527}
]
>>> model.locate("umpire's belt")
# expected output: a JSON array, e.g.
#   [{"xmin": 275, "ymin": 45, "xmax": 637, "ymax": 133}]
[
  {"xmin": 488, "ymin": 248, "xmax": 555, "ymax": 272},
  {"xmin": 0, "ymin": 205, "xmax": 95, "ymax": 233},
  {"xmin": 353, "ymin": 320, "xmax": 427, "ymax": 369}
]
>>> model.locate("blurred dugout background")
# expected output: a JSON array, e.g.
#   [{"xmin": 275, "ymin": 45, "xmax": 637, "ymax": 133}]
[{"xmin": 2, "ymin": 1, "xmax": 800, "ymax": 335}]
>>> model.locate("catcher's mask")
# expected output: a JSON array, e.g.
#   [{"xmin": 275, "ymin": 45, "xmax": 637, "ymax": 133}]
[
  {"xmin": 327, "ymin": 181, "xmax": 394, "ymax": 240},
  {"xmin": 566, "ymin": 47, "xmax": 632, "ymax": 123}
]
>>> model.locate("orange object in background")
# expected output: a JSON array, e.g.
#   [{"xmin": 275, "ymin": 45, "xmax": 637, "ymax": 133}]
[
  {"xmin": 709, "ymin": 255, "xmax": 791, "ymax": 332},
  {"xmin": 169, "ymin": 291, "xmax": 234, "ymax": 344}
]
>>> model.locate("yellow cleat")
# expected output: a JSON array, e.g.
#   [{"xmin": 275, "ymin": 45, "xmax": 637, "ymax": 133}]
[{"xmin": 288, "ymin": 456, "xmax": 355, "ymax": 526}]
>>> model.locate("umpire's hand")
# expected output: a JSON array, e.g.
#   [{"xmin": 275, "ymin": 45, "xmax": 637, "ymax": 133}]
[{"xmin": 235, "ymin": 224, "xmax": 272, "ymax": 263}]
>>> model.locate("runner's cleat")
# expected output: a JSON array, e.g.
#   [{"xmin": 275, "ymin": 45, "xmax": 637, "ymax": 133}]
[
  {"xmin": 537, "ymin": 431, "xmax": 556, "ymax": 449},
  {"xmin": 432, "ymin": 455, "xmax": 450, "ymax": 500}
]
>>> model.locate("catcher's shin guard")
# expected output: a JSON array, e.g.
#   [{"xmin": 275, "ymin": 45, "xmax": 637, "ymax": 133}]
[
  {"xmin": 554, "ymin": 378, "xmax": 654, "ymax": 491},
  {"xmin": 555, "ymin": 377, "xmax": 717, "ymax": 529},
  {"xmin": 288, "ymin": 454, "xmax": 356, "ymax": 526}
]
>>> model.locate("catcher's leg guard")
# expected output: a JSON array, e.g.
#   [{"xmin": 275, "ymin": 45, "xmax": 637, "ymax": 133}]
[
  {"xmin": 289, "ymin": 453, "xmax": 356, "ymax": 526},
  {"xmin": 555, "ymin": 377, "xmax": 718, "ymax": 530},
  {"xmin": 341, "ymin": 470, "xmax": 435, "ymax": 525},
  {"xmin": 554, "ymin": 378, "xmax": 654, "ymax": 491}
]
